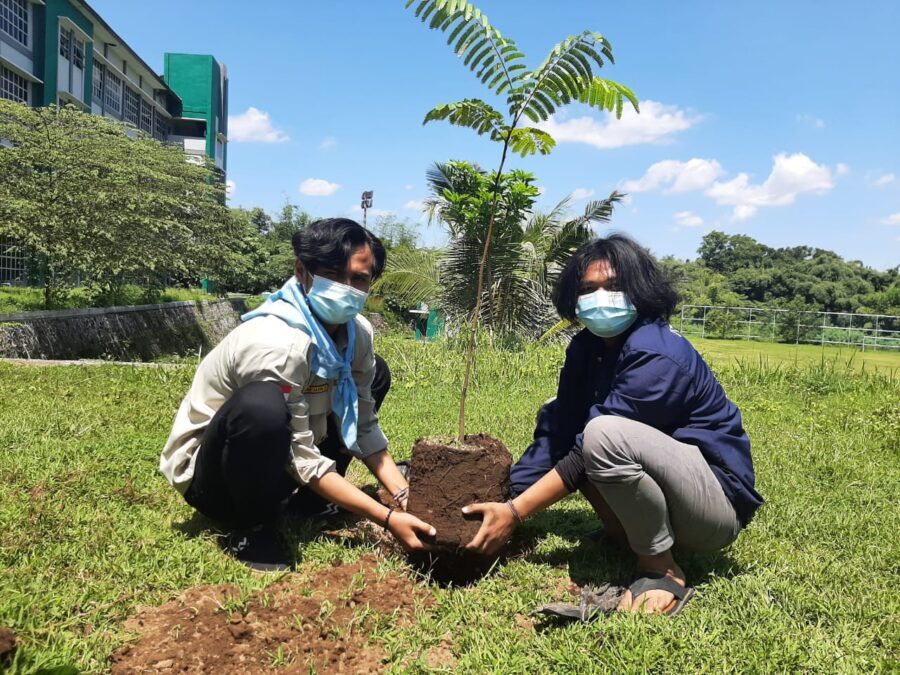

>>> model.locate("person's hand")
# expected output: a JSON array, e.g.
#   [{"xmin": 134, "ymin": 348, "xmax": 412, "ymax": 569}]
[
  {"xmin": 387, "ymin": 511, "xmax": 435, "ymax": 551},
  {"xmin": 462, "ymin": 502, "xmax": 517, "ymax": 556}
]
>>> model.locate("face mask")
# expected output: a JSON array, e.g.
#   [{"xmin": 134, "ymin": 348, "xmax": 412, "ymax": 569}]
[
  {"xmin": 305, "ymin": 274, "xmax": 368, "ymax": 325},
  {"xmin": 575, "ymin": 288, "xmax": 638, "ymax": 338}
]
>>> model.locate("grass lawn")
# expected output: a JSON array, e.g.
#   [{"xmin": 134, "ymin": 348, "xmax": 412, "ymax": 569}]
[
  {"xmin": 1, "ymin": 336, "xmax": 898, "ymax": 672},
  {"xmin": 688, "ymin": 336, "xmax": 900, "ymax": 377}
]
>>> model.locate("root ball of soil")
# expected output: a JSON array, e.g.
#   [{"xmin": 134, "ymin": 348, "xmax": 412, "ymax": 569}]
[{"xmin": 405, "ymin": 434, "xmax": 513, "ymax": 584}]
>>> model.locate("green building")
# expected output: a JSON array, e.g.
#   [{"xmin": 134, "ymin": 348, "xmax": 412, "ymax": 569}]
[
  {"xmin": 0, "ymin": 0, "xmax": 228, "ymax": 282},
  {"xmin": 0, "ymin": 0, "xmax": 227, "ymax": 172}
]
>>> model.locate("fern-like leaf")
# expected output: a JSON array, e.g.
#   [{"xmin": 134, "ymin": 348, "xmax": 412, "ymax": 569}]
[
  {"xmin": 507, "ymin": 127, "xmax": 556, "ymax": 157},
  {"xmin": 406, "ymin": 0, "xmax": 527, "ymax": 97},
  {"xmin": 423, "ymin": 99, "xmax": 505, "ymax": 136}
]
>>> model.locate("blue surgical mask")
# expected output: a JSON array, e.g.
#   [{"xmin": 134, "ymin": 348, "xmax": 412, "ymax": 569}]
[
  {"xmin": 576, "ymin": 289, "xmax": 638, "ymax": 338},
  {"xmin": 304, "ymin": 275, "xmax": 368, "ymax": 325}
]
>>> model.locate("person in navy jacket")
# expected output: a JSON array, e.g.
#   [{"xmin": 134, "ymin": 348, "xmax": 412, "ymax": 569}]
[{"xmin": 462, "ymin": 234, "xmax": 763, "ymax": 616}]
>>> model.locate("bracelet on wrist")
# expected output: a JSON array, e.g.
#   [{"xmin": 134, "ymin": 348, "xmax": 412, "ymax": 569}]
[
  {"xmin": 391, "ymin": 486, "xmax": 409, "ymax": 506},
  {"xmin": 506, "ymin": 499, "xmax": 524, "ymax": 525},
  {"xmin": 383, "ymin": 506, "xmax": 396, "ymax": 530}
]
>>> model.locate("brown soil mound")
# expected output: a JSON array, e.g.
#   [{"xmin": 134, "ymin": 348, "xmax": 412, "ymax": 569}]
[
  {"xmin": 111, "ymin": 555, "xmax": 431, "ymax": 673},
  {"xmin": 405, "ymin": 434, "xmax": 512, "ymax": 584},
  {"xmin": 406, "ymin": 434, "xmax": 511, "ymax": 550},
  {"xmin": 0, "ymin": 626, "xmax": 16, "ymax": 663}
]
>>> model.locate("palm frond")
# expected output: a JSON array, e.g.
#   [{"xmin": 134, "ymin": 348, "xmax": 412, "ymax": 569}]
[{"xmin": 372, "ymin": 247, "xmax": 443, "ymax": 306}]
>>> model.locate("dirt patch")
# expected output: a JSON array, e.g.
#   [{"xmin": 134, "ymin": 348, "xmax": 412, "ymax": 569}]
[
  {"xmin": 405, "ymin": 434, "xmax": 512, "ymax": 584},
  {"xmin": 111, "ymin": 554, "xmax": 431, "ymax": 673},
  {"xmin": 0, "ymin": 626, "xmax": 16, "ymax": 664}
]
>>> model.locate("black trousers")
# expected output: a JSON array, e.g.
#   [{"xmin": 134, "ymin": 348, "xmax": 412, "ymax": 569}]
[{"xmin": 184, "ymin": 354, "xmax": 391, "ymax": 527}]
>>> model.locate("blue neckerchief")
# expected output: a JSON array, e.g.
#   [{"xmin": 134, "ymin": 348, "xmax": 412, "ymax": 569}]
[{"xmin": 241, "ymin": 277, "xmax": 360, "ymax": 453}]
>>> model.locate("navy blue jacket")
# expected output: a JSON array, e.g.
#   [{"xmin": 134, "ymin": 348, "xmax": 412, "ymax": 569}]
[{"xmin": 509, "ymin": 318, "xmax": 763, "ymax": 526}]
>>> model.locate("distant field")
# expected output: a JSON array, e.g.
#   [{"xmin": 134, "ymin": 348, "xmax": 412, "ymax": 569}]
[{"xmin": 688, "ymin": 336, "xmax": 900, "ymax": 377}]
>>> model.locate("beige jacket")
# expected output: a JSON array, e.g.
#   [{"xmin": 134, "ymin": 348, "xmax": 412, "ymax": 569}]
[{"xmin": 159, "ymin": 313, "xmax": 388, "ymax": 494}]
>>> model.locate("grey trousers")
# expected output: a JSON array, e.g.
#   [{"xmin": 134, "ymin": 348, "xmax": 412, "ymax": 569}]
[{"xmin": 581, "ymin": 415, "xmax": 741, "ymax": 556}]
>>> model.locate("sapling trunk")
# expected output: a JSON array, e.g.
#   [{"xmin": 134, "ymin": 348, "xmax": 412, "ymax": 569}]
[{"xmin": 456, "ymin": 135, "xmax": 512, "ymax": 443}]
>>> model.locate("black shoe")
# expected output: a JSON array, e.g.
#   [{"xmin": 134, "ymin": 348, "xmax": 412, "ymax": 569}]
[
  {"xmin": 221, "ymin": 525, "xmax": 291, "ymax": 572},
  {"xmin": 284, "ymin": 490, "xmax": 343, "ymax": 519}
]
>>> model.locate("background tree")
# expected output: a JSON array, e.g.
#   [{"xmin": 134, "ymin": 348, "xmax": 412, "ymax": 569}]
[
  {"xmin": 0, "ymin": 101, "xmax": 232, "ymax": 307},
  {"xmin": 407, "ymin": 0, "xmax": 639, "ymax": 440},
  {"xmin": 375, "ymin": 160, "xmax": 623, "ymax": 337}
]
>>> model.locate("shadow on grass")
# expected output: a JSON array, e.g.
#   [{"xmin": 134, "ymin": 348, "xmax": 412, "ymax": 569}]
[
  {"xmin": 170, "ymin": 499, "xmax": 363, "ymax": 570},
  {"xmin": 523, "ymin": 507, "xmax": 746, "ymax": 589}
]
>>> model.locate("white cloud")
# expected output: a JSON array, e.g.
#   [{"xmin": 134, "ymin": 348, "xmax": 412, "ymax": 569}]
[
  {"xmin": 797, "ymin": 113, "xmax": 825, "ymax": 129},
  {"xmin": 225, "ymin": 179, "xmax": 236, "ymax": 197},
  {"xmin": 621, "ymin": 158, "xmax": 724, "ymax": 194},
  {"xmin": 836, "ymin": 163, "xmax": 849, "ymax": 176},
  {"xmin": 571, "ymin": 188, "xmax": 595, "ymax": 200},
  {"xmin": 536, "ymin": 100, "xmax": 702, "ymax": 150},
  {"xmin": 705, "ymin": 153, "xmax": 835, "ymax": 221},
  {"xmin": 874, "ymin": 173, "xmax": 896, "ymax": 187},
  {"xmin": 731, "ymin": 205, "xmax": 758, "ymax": 222},
  {"xmin": 881, "ymin": 213, "xmax": 900, "ymax": 225},
  {"xmin": 536, "ymin": 186, "xmax": 546, "ymax": 195},
  {"xmin": 403, "ymin": 200, "xmax": 426, "ymax": 211},
  {"xmin": 674, "ymin": 210, "xmax": 704, "ymax": 228},
  {"xmin": 404, "ymin": 184, "xmax": 414, "ymax": 191},
  {"xmin": 228, "ymin": 107, "xmax": 289, "ymax": 143},
  {"xmin": 318, "ymin": 136, "xmax": 337, "ymax": 150},
  {"xmin": 299, "ymin": 178, "xmax": 341, "ymax": 196}
]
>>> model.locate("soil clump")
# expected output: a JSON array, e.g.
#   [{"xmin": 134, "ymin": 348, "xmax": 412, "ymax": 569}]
[
  {"xmin": 405, "ymin": 434, "xmax": 513, "ymax": 584},
  {"xmin": 0, "ymin": 626, "xmax": 16, "ymax": 664}
]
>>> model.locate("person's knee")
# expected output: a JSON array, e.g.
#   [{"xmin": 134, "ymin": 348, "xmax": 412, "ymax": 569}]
[
  {"xmin": 582, "ymin": 415, "xmax": 638, "ymax": 474},
  {"xmin": 229, "ymin": 381, "xmax": 290, "ymax": 439}
]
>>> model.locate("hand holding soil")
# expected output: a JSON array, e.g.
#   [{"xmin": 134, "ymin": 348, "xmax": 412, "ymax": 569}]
[
  {"xmin": 387, "ymin": 510, "xmax": 436, "ymax": 551},
  {"xmin": 462, "ymin": 502, "xmax": 517, "ymax": 556}
]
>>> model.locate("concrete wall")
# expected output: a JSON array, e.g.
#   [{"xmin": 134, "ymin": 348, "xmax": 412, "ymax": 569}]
[{"xmin": 0, "ymin": 299, "xmax": 245, "ymax": 361}]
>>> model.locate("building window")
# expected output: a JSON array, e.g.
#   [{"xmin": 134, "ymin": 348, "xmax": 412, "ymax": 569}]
[
  {"xmin": 0, "ymin": 235, "xmax": 27, "ymax": 284},
  {"xmin": 73, "ymin": 38, "xmax": 84, "ymax": 69},
  {"xmin": 104, "ymin": 70, "xmax": 121, "ymax": 115},
  {"xmin": 92, "ymin": 61, "xmax": 104, "ymax": 102},
  {"xmin": 0, "ymin": 64, "xmax": 28, "ymax": 104},
  {"xmin": 123, "ymin": 87, "xmax": 140, "ymax": 126},
  {"xmin": 139, "ymin": 99, "xmax": 152, "ymax": 133},
  {"xmin": 59, "ymin": 27, "xmax": 71, "ymax": 59},
  {"xmin": 0, "ymin": 0, "xmax": 29, "ymax": 48},
  {"xmin": 153, "ymin": 109, "xmax": 168, "ymax": 141}
]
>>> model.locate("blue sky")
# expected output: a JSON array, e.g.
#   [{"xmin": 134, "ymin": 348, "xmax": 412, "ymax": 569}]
[{"xmin": 91, "ymin": 1, "xmax": 899, "ymax": 270}]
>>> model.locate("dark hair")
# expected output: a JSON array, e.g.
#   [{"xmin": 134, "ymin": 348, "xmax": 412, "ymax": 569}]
[
  {"xmin": 292, "ymin": 218, "xmax": 386, "ymax": 280},
  {"xmin": 553, "ymin": 233, "xmax": 678, "ymax": 322}
]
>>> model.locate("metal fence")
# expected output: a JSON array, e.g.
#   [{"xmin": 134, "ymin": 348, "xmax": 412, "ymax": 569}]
[{"xmin": 678, "ymin": 305, "xmax": 900, "ymax": 351}]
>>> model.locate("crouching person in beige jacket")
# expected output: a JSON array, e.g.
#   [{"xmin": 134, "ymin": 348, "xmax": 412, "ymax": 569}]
[{"xmin": 160, "ymin": 218, "xmax": 434, "ymax": 571}]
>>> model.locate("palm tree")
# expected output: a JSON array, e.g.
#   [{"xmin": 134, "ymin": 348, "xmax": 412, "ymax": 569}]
[
  {"xmin": 406, "ymin": 0, "xmax": 639, "ymax": 440},
  {"xmin": 375, "ymin": 160, "xmax": 624, "ymax": 338}
]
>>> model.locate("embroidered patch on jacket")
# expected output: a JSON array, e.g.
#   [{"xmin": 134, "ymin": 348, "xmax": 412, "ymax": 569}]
[{"xmin": 303, "ymin": 384, "xmax": 330, "ymax": 394}]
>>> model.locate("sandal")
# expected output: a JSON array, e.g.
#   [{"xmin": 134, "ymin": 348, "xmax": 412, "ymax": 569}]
[
  {"xmin": 534, "ymin": 583, "xmax": 624, "ymax": 623},
  {"xmin": 626, "ymin": 571, "xmax": 695, "ymax": 616}
]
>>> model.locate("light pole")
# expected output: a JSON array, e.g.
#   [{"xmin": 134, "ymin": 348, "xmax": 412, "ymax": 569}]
[{"xmin": 360, "ymin": 190, "xmax": 373, "ymax": 228}]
